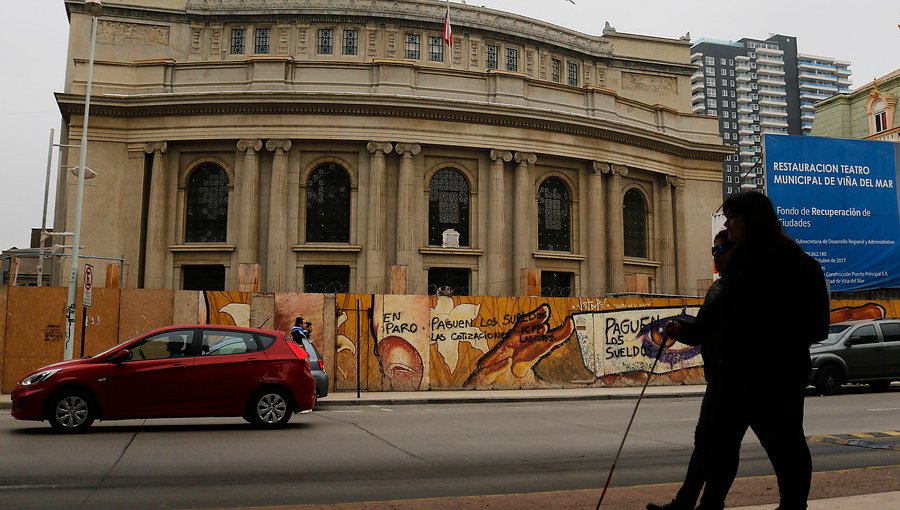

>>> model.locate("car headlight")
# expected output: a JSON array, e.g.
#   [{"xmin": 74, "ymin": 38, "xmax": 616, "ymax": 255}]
[{"xmin": 20, "ymin": 369, "xmax": 61, "ymax": 386}]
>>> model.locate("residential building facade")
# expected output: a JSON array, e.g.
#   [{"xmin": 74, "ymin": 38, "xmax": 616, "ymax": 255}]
[
  {"xmin": 53, "ymin": 0, "xmax": 728, "ymax": 297},
  {"xmin": 690, "ymin": 35, "xmax": 850, "ymax": 198}
]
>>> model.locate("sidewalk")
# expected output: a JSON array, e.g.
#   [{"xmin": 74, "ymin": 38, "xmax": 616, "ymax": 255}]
[{"xmin": 3, "ymin": 388, "xmax": 898, "ymax": 509}]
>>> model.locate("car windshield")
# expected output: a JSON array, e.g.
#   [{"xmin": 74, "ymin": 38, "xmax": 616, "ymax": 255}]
[{"xmin": 816, "ymin": 324, "xmax": 852, "ymax": 345}]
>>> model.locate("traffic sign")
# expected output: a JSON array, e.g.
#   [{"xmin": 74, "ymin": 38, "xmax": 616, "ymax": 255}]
[{"xmin": 83, "ymin": 264, "xmax": 93, "ymax": 308}]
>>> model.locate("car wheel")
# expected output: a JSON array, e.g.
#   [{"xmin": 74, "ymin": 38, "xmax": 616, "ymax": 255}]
[
  {"xmin": 815, "ymin": 365, "xmax": 844, "ymax": 395},
  {"xmin": 867, "ymin": 381, "xmax": 891, "ymax": 391},
  {"xmin": 247, "ymin": 388, "xmax": 292, "ymax": 428},
  {"xmin": 48, "ymin": 390, "xmax": 96, "ymax": 433}
]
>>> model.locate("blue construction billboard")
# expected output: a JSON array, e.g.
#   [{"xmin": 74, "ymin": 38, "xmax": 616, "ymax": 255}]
[{"xmin": 764, "ymin": 134, "xmax": 900, "ymax": 292}]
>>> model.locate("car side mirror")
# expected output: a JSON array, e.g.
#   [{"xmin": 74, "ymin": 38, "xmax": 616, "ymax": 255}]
[
  {"xmin": 110, "ymin": 348, "xmax": 132, "ymax": 363},
  {"xmin": 843, "ymin": 337, "xmax": 859, "ymax": 347}
]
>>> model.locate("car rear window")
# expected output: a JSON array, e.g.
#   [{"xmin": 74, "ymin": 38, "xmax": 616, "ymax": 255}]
[
  {"xmin": 257, "ymin": 334, "xmax": 276, "ymax": 350},
  {"xmin": 880, "ymin": 323, "xmax": 900, "ymax": 343}
]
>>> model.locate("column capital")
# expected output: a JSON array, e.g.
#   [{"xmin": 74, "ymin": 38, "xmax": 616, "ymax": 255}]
[
  {"xmin": 592, "ymin": 161, "xmax": 610, "ymax": 175},
  {"xmin": 265, "ymin": 139, "xmax": 292, "ymax": 152},
  {"xmin": 609, "ymin": 163, "xmax": 629, "ymax": 177},
  {"xmin": 395, "ymin": 143, "xmax": 421, "ymax": 157},
  {"xmin": 144, "ymin": 141, "xmax": 168, "ymax": 154},
  {"xmin": 666, "ymin": 175, "xmax": 685, "ymax": 188},
  {"xmin": 367, "ymin": 141, "xmax": 394, "ymax": 155},
  {"xmin": 514, "ymin": 152, "xmax": 537, "ymax": 166},
  {"xmin": 237, "ymin": 139, "xmax": 263, "ymax": 152},
  {"xmin": 491, "ymin": 149, "xmax": 513, "ymax": 162}
]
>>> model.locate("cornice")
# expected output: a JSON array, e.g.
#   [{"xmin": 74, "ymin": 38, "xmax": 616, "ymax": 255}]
[
  {"xmin": 56, "ymin": 92, "xmax": 731, "ymax": 161},
  {"xmin": 183, "ymin": 0, "xmax": 616, "ymax": 57}
]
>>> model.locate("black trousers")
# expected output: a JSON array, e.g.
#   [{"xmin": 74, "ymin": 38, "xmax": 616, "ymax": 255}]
[
  {"xmin": 699, "ymin": 371, "xmax": 811, "ymax": 510},
  {"xmin": 673, "ymin": 379, "xmax": 732, "ymax": 507}
]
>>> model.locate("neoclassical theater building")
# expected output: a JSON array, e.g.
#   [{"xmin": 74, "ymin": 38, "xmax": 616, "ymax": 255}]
[{"xmin": 54, "ymin": 0, "xmax": 730, "ymax": 296}]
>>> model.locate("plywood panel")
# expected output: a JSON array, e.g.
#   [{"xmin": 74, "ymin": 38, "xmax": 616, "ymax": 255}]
[
  {"xmin": 118, "ymin": 288, "xmax": 173, "ymax": 342},
  {"xmin": 0, "ymin": 286, "xmax": 8, "ymax": 393},
  {"xmin": 74, "ymin": 287, "xmax": 120, "ymax": 358},
  {"xmin": 251, "ymin": 293, "xmax": 274, "ymax": 329},
  {"xmin": 173, "ymin": 290, "xmax": 200, "ymax": 325},
  {"xmin": 2, "ymin": 287, "xmax": 67, "ymax": 393}
]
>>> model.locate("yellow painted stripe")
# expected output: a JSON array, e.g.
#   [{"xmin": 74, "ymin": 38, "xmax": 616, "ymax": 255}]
[
  {"xmin": 883, "ymin": 430, "xmax": 900, "ymax": 436},
  {"xmin": 849, "ymin": 433, "xmax": 875, "ymax": 438}
]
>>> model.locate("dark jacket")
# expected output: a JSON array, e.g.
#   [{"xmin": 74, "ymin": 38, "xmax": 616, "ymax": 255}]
[{"xmin": 717, "ymin": 236, "xmax": 830, "ymax": 377}]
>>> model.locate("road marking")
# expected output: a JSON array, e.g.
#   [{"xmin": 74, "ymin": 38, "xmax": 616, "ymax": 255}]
[{"xmin": 867, "ymin": 408, "xmax": 900, "ymax": 412}]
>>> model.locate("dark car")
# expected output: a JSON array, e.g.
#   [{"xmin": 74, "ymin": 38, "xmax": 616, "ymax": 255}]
[
  {"xmin": 11, "ymin": 324, "xmax": 317, "ymax": 432},
  {"xmin": 290, "ymin": 334, "xmax": 328, "ymax": 398},
  {"xmin": 810, "ymin": 319, "xmax": 900, "ymax": 395}
]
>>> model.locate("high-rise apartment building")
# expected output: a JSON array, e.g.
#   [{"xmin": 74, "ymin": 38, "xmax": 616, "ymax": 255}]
[{"xmin": 691, "ymin": 35, "xmax": 851, "ymax": 197}]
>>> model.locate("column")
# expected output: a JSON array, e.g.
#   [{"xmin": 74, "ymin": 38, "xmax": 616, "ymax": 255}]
[
  {"xmin": 588, "ymin": 162, "xmax": 608, "ymax": 295},
  {"xmin": 394, "ymin": 143, "xmax": 420, "ymax": 268},
  {"xmin": 671, "ymin": 176, "xmax": 687, "ymax": 295},
  {"xmin": 605, "ymin": 163, "xmax": 628, "ymax": 294},
  {"xmin": 488, "ymin": 150, "xmax": 512, "ymax": 295},
  {"xmin": 513, "ymin": 151, "xmax": 536, "ymax": 295},
  {"xmin": 657, "ymin": 176, "xmax": 676, "ymax": 294},
  {"xmin": 143, "ymin": 141, "xmax": 168, "ymax": 288},
  {"xmin": 266, "ymin": 139, "xmax": 292, "ymax": 292},
  {"xmin": 237, "ymin": 139, "xmax": 263, "ymax": 265},
  {"xmin": 366, "ymin": 141, "xmax": 393, "ymax": 293}
]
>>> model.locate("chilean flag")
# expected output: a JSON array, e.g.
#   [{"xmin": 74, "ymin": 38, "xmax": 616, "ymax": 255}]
[{"xmin": 443, "ymin": 2, "xmax": 453, "ymax": 47}]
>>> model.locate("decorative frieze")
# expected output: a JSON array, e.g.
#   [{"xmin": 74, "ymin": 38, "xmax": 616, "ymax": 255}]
[
  {"xmin": 97, "ymin": 20, "xmax": 170, "ymax": 46},
  {"xmin": 622, "ymin": 72, "xmax": 677, "ymax": 95}
]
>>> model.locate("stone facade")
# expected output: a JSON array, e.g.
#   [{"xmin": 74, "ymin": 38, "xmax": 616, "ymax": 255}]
[{"xmin": 55, "ymin": 0, "xmax": 728, "ymax": 296}]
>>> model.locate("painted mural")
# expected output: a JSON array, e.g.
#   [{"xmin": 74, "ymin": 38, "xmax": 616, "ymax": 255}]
[
  {"xmin": 201, "ymin": 292, "xmax": 252, "ymax": 326},
  {"xmin": 3, "ymin": 288, "xmax": 900, "ymax": 394}
]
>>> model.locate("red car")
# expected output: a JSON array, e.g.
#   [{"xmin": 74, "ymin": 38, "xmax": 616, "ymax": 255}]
[{"xmin": 11, "ymin": 324, "xmax": 317, "ymax": 433}]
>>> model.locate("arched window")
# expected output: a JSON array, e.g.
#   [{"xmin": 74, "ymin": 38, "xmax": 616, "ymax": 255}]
[
  {"xmin": 428, "ymin": 168, "xmax": 469, "ymax": 246},
  {"xmin": 185, "ymin": 164, "xmax": 229, "ymax": 243},
  {"xmin": 623, "ymin": 189, "xmax": 648, "ymax": 258},
  {"xmin": 306, "ymin": 163, "xmax": 351, "ymax": 243},
  {"xmin": 538, "ymin": 177, "xmax": 570, "ymax": 251}
]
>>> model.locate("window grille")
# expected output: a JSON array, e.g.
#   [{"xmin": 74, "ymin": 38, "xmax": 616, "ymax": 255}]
[
  {"xmin": 255, "ymin": 28, "xmax": 270, "ymax": 54},
  {"xmin": 185, "ymin": 164, "xmax": 228, "ymax": 243},
  {"xmin": 428, "ymin": 169, "xmax": 469, "ymax": 246},
  {"xmin": 623, "ymin": 189, "xmax": 648, "ymax": 258},
  {"xmin": 306, "ymin": 163, "xmax": 351, "ymax": 243},
  {"xmin": 538, "ymin": 177, "xmax": 571, "ymax": 251}
]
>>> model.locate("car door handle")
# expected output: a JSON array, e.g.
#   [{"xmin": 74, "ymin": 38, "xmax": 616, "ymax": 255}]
[
  {"xmin": 246, "ymin": 357, "xmax": 263, "ymax": 363},
  {"xmin": 169, "ymin": 364, "xmax": 188, "ymax": 369}
]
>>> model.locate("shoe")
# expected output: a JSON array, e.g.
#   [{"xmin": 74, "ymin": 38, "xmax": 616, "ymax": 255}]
[{"xmin": 646, "ymin": 501, "xmax": 691, "ymax": 510}]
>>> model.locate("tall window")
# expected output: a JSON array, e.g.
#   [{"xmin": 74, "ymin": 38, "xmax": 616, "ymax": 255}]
[
  {"xmin": 506, "ymin": 48, "xmax": 518, "ymax": 72},
  {"xmin": 486, "ymin": 44, "xmax": 498, "ymax": 69},
  {"xmin": 254, "ymin": 28, "xmax": 270, "ymax": 54},
  {"xmin": 428, "ymin": 169, "xmax": 470, "ymax": 246},
  {"xmin": 538, "ymin": 177, "xmax": 570, "ymax": 251},
  {"xmin": 185, "ymin": 164, "xmax": 229, "ymax": 243},
  {"xmin": 317, "ymin": 29, "xmax": 333, "ymax": 54},
  {"xmin": 623, "ymin": 189, "xmax": 648, "ymax": 258},
  {"xmin": 567, "ymin": 62, "xmax": 578, "ymax": 86},
  {"xmin": 342, "ymin": 29, "xmax": 358, "ymax": 55},
  {"xmin": 551, "ymin": 58, "xmax": 561, "ymax": 82},
  {"xmin": 874, "ymin": 110, "xmax": 888, "ymax": 133},
  {"xmin": 429, "ymin": 36, "xmax": 443, "ymax": 62},
  {"xmin": 230, "ymin": 28, "xmax": 245, "ymax": 54},
  {"xmin": 306, "ymin": 163, "xmax": 351, "ymax": 243},
  {"xmin": 406, "ymin": 34, "xmax": 420, "ymax": 59}
]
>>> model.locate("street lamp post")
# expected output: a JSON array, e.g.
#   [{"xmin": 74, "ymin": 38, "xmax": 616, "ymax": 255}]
[{"xmin": 64, "ymin": 0, "xmax": 102, "ymax": 360}]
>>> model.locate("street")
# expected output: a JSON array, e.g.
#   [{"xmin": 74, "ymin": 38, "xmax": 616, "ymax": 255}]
[{"xmin": 1, "ymin": 389, "xmax": 899, "ymax": 510}]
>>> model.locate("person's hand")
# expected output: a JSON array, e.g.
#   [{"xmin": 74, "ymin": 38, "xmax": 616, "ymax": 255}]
[
  {"xmin": 464, "ymin": 304, "xmax": 574, "ymax": 388},
  {"xmin": 664, "ymin": 319, "xmax": 683, "ymax": 341}
]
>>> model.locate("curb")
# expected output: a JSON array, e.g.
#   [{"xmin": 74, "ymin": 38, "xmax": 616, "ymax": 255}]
[{"xmin": 314, "ymin": 390, "xmax": 706, "ymax": 407}]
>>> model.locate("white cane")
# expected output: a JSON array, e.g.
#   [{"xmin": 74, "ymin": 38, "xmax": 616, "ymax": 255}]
[{"xmin": 596, "ymin": 322, "xmax": 671, "ymax": 509}]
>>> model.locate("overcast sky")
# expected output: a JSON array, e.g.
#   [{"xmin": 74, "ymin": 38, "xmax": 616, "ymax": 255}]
[{"xmin": 1, "ymin": 0, "xmax": 897, "ymax": 251}]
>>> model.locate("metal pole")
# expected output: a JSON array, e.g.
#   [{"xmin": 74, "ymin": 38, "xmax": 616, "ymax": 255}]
[
  {"xmin": 65, "ymin": 9, "xmax": 99, "ymax": 361},
  {"xmin": 80, "ymin": 306, "xmax": 87, "ymax": 358},
  {"xmin": 356, "ymin": 299, "xmax": 361, "ymax": 399},
  {"xmin": 37, "ymin": 128, "xmax": 55, "ymax": 287}
]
